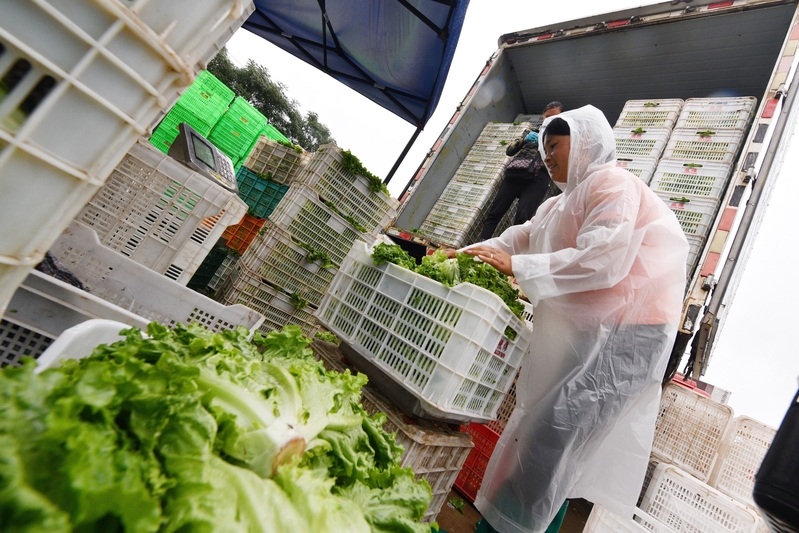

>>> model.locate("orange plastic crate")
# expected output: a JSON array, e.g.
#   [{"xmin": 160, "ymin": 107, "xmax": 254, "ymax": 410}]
[
  {"xmin": 222, "ymin": 214, "xmax": 266, "ymax": 254},
  {"xmin": 454, "ymin": 423, "xmax": 500, "ymax": 502}
]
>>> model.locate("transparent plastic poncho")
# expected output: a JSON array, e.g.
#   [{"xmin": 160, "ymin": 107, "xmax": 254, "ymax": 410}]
[{"xmin": 469, "ymin": 106, "xmax": 689, "ymax": 533}]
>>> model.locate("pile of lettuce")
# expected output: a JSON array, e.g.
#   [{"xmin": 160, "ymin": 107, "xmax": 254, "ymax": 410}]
[
  {"xmin": 372, "ymin": 243, "xmax": 524, "ymax": 320},
  {"xmin": 0, "ymin": 324, "xmax": 432, "ymax": 533}
]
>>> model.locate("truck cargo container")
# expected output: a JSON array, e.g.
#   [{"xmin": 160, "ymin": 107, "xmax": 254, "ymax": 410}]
[{"xmin": 389, "ymin": 0, "xmax": 799, "ymax": 379}]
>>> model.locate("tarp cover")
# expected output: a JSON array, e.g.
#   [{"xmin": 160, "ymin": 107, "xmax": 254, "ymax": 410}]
[{"xmin": 243, "ymin": 0, "xmax": 470, "ymax": 127}]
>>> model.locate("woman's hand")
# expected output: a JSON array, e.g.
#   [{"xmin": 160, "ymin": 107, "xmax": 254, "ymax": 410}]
[
  {"xmin": 443, "ymin": 248, "xmax": 458, "ymax": 259},
  {"xmin": 463, "ymin": 246, "xmax": 513, "ymax": 276}
]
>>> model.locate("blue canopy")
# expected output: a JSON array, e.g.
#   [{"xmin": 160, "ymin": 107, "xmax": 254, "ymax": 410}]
[{"xmin": 243, "ymin": 0, "xmax": 470, "ymax": 128}]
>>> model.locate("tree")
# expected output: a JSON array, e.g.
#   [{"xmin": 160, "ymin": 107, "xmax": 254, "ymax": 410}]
[{"xmin": 208, "ymin": 48, "xmax": 335, "ymax": 151}]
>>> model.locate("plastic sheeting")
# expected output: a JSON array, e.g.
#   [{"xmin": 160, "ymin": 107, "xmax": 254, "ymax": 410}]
[
  {"xmin": 243, "ymin": 0, "xmax": 469, "ymax": 127},
  {"xmin": 468, "ymin": 106, "xmax": 689, "ymax": 533}
]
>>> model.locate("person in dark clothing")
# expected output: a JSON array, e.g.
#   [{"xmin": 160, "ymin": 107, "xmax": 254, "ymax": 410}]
[{"xmin": 479, "ymin": 102, "xmax": 563, "ymax": 240}]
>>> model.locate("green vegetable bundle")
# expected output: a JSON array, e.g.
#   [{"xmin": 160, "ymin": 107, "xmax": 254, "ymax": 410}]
[
  {"xmin": 0, "ymin": 324, "xmax": 431, "ymax": 533},
  {"xmin": 372, "ymin": 243, "xmax": 524, "ymax": 321}
]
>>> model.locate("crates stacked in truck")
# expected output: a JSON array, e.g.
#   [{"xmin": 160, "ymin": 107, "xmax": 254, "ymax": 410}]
[
  {"xmin": 73, "ymin": 140, "xmax": 248, "ymax": 285},
  {"xmin": 0, "ymin": 0, "xmax": 253, "ymax": 315},
  {"xmin": 219, "ymin": 145, "xmax": 399, "ymax": 337},
  {"xmin": 418, "ymin": 122, "xmax": 533, "ymax": 247},
  {"xmin": 613, "ymin": 100, "xmax": 684, "ymax": 185},
  {"xmin": 312, "ymin": 339, "xmax": 474, "ymax": 523},
  {"xmin": 650, "ymin": 97, "xmax": 757, "ymax": 277},
  {"xmin": 149, "ymin": 71, "xmax": 235, "ymax": 153}
]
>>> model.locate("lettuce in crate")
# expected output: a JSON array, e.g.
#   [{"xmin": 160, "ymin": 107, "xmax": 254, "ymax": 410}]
[
  {"xmin": 371, "ymin": 243, "xmax": 524, "ymax": 340},
  {"xmin": 0, "ymin": 324, "xmax": 431, "ymax": 533}
]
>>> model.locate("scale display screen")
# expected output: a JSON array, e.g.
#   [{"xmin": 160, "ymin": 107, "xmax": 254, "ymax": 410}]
[
  {"xmin": 191, "ymin": 133, "xmax": 216, "ymax": 171},
  {"xmin": 167, "ymin": 122, "xmax": 238, "ymax": 193}
]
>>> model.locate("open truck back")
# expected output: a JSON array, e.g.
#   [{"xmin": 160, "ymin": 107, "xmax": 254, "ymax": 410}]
[{"xmin": 388, "ymin": 0, "xmax": 799, "ymax": 379}]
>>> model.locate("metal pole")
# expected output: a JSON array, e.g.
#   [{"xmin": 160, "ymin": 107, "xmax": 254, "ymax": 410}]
[{"xmin": 384, "ymin": 125, "xmax": 423, "ymax": 185}]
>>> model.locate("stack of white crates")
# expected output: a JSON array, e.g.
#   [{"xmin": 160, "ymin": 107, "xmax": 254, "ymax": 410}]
[
  {"xmin": 418, "ymin": 120, "xmax": 538, "ymax": 248},
  {"xmin": 650, "ymin": 97, "xmax": 757, "ymax": 276},
  {"xmin": 586, "ymin": 382, "xmax": 777, "ymax": 532},
  {"xmin": 614, "ymin": 99, "xmax": 684, "ymax": 185},
  {"xmin": 218, "ymin": 144, "xmax": 399, "ymax": 337},
  {"xmin": 73, "ymin": 140, "xmax": 248, "ymax": 284}
]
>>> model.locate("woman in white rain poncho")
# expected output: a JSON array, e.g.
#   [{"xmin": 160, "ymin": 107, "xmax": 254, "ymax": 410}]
[{"xmin": 463, "ymin": 105, "xmax": 688, "ymax": 533}]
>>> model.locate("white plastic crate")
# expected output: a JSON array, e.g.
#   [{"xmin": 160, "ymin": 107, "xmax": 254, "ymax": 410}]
[
  {"xmin": 485, "ymin": 369, "xmax": 519, "ymax": 435},
  {"xmin": 243, "ymin": 136, "xmax": 308, "ymax": 184},
  {"xmin": 49, "ymin": 222, "xmax": 264, "ymax": 332},
  {"xmin": 268, "ymin": 184, "xmax": 368, "ymax": 266},
  {"xmin": 439, "ymin": 181, "xmax": 502, "ymax": 211},
  {"xmin": 641, "ymin": 463, "xmax": 759, "ymax": 533},
  {"xmin": 0, "ymin": 0, "xmax": 249, "ymax": 314},
  {"xmin": 217, "ymin": 264, "xmax": 321, "ymax": 338},
  {"xmin": 207, "ymin": 254, "xmax": 238, "ymax": 293},
  {"xmin": 616, "ymin": 99, "xmax": 685, "ymax": 129},
  {"xmin": 1, "ymin": 270, "xmax": 149, "ymax": 366},
  {"xmin": 492, "ymin": 198, "xmax": 518, "ymax": 238},
  {"xmin": 296, "ymin": 145, "xmax": 400, "ymax": 235},
  {"xmin": 650, "ymin": 160, "xmax": 734, "ymax": 201},
  {"xmin": 617, "ymin": 157, "xmax": 659, "ymax": 185},
  {"xmin": 463, "ymin": 122, "xmax": 532, "ymax": 165},
  {"xmin": 584, "ymin": 505, "xmax": 679, "ymax": 533},
  {"xmin": 514, "ymin": 114, "xmax": 544, "ymax": 128},
  {"xmin": 316, "ymin": 242, "xmax": 532, "ymax": 422},
  {"xmin": 615, "ymin": 127, "xmax": 672, "ymax": 159},
  {"xmin": 419, "ymin": 203, "xmax": 487, "ymax": 249},
  {"xmin": 655, "ymin": 192, "xmax": 720, "ymax": 239},
  {"xmin": 686, "ymin": 235, "xmax": 706, "ymax": 277},
  {"xmin": 709, "ymin": 416, "xmax": 777, "ymax": 507},
  {"xmin": 652, "ymin": 384, "xmax": 734, "ymax": 482},
  {"xmin": 76, "ymin": 140, "xmax": 247, "ymax": 284},
  {"xmin": 313, "ymin": 340, "xmax": 474, "ymax": 523},
  {"xmin": 451, "ymin": 162, "xmax": 506, "ymax": 186},
  {"xmin": 675, "ymin": 98, "xmax": 758, "ymax": 131},
  {"xmin": 662, "ymin": 129, "xmax": 745, "ymax": 164},
  {"xmin": 239, "ymin": 221, "xmax": 338, "ymax": 307}
]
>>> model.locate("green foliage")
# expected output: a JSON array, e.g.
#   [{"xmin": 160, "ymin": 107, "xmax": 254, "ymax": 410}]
[
  {"xmin": 371, "ymin": 245, "xmax": 524, "ymax": 321},
  {"xmin": 208, "ymin": 48, "xmax": 335, "ymax": 151},
  {"xmin": 290, "ymin": 292, "xmax": 308, "ymax": 310},
  {"xmin": 314, "ymin": 331, "xmax": 340, "ymax": 345},
  {"xmin": 371, "ymin": 243, "xmax": 416, "ymax": 270},
  {"xmin": 0, "ymin": 324, "xmax": 432, "ymax": 532},
  {"xmin": 322, "ymin": 200, "xmax": 368, "ymax": 233},
  {"xmin": 297, "ymin": 241, "xmax": 335, "ymax": 269},
  {"xmin": 339, "ymin": 150, "xmax": 389, "ymax": 195},
  {"xmin": 448, "ymin": 496, "xmax": 465, "ymax": 515}
]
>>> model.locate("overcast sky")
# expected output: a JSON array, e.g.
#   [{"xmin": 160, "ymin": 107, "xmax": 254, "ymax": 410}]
[{"xmin": 225, "ymin": 0, "xmax": 799, "ymax": 429}]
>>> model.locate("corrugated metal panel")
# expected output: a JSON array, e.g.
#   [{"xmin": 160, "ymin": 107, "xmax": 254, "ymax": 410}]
[{"xmin": 507, "ymin": 3, "xmax": 795, "ymax": 123}]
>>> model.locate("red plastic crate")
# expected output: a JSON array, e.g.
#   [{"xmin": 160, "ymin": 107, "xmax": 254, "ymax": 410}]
[
  {"xmin": 222, "ymin": 214, "xmax": 266, "ymax": 254},
  {"xmin": 454, "ymin": 423, "xmax": 500, "ymax": 502}
]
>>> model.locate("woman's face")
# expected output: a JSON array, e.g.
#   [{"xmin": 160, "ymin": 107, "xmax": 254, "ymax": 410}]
[{"xmin": 544, "ymin": 134, "xmax": 570, "ymax": 185}]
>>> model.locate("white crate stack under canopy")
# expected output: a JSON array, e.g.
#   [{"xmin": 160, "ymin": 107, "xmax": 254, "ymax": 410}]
[
  {"xmin": 0, "ymin": 0, "xmax": 254, "ymax": 314},
  {"xmin": 219, "ymin": 144, "xmax": 401, "ymax": 337},
  {"xmin": 75, "ymin": 140, "xmax": 247, "ymax": 284}
]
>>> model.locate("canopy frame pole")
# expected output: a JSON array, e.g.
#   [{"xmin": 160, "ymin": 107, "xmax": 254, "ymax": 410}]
[{"xmin": 384, "ymin": 126, "xmax": 423, "ymax": 184}]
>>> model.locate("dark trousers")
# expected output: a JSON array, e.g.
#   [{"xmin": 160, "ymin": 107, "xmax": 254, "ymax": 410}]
[{"xmin": 481, "ymin": 172, "xmax": 550, "ymax": 240}]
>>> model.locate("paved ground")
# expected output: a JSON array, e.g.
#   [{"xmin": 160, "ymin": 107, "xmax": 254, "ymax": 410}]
[{"xmin": 436, "ymin": 491, "xmax": 593, "ymax": 533}]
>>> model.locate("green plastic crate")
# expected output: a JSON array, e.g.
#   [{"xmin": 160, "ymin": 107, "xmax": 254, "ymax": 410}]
[
  {"xmin": 149, "ymin": 102, "xmax": 214, "ymax": 154},
  {"xmin": 262, "ymin": 123, "xmax": 290, "ymax": 143},
  {"xmin": 208, "ymin": 97, "xmax": 268, "ymax": 161},
  {"xmin": 186, "ymin": 246, "xmax": 229, "ymax": 291},
  {"xmin": 236, "ymin": 166, "xmax": 290, "ymax": 219},
  {"xmin": 177, "ymin": 70, "xmax": 234, "ymax": 124}
]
